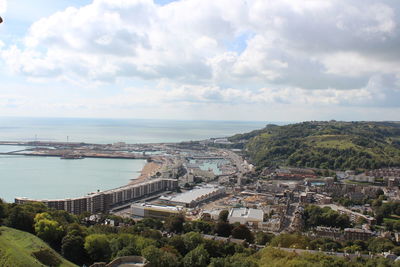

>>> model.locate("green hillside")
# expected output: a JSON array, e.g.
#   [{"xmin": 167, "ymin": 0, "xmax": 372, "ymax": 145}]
[
  {"xmin": 0, "ymin": 226, "xmax": 77, "ymax": 267},
  {"xmin": 229, "ymin": 121, "xmax": 400, "ymax": 170}
]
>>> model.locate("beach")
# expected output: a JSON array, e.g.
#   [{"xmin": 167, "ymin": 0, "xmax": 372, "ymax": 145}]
[{"xmin": 129, "ymin": 160, "xmax": 163, "ymax": 185}]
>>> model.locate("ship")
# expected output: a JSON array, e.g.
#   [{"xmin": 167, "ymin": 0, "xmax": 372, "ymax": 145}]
[{"xmin": 60, "ymin": 154, "xmax": 83, "ymax": 159}]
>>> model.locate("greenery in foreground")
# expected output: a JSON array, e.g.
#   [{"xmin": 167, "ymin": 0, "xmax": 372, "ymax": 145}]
[
  {"xmin": 0, "ymin": 226, "xmax": 76, "ymax": 267},
  {"xmin": 228, "ymin": 121, "xmax": 400, "ymax": 170},
  {"xmin": 2, "ymin": 199, "xmax": 400, "ymax": 266}
]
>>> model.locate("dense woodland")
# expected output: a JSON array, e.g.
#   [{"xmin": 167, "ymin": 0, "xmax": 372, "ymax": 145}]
[{"xmin": 229, "ymin": 121, "xmax": 400, "ymax": 170}]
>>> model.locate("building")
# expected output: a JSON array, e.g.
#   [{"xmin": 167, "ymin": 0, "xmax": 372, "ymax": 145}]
[
  {"xmin": 228, "ymin": 207, "xmax": 264, "ymax": 226},
  {"xmin": 201, "ymin": 209, "xmax": 224, "ymax": 221},
  {"xmin": 314, "ymin": 226, "xmax": 374, "ymax": 241},
  {"xmin": 15, "ymin": 178, "xmax": 178, "ymax": 214},
  {"xmin": 300, "ymin": 192, "xmax": 315, "ymax": 203},
  {"xmin": 159, "ymin": 184, "xmax": 225, "ymax": 208},
  {"xmin": 344, "ymin": 228, "xmax": 374, "ymax": 241},
  {"xmin": 314, "ymin": 194, "xmax": 333, "ymax": 204},
  {"xmin": 131, "ymin": 203, "xmax": 183, "ymax": 219},
  {"xmin": 320, "ymin": 204, "xmax": 376, "ymax": 225},
  {"xmin": 314, "ymin": 226, "xmax": 342, "ymax": 239},
  {"xmin": 349, "ymin": 175, "xmax": 375, "ymax": 183}
]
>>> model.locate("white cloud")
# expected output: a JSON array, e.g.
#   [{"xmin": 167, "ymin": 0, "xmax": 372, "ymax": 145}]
[
  {"xmin": 0, "ymin": 0, "xmax": 6, "ymax": 14},
  {"xmin": 1, "ymin": 0, "xmax": 400, "ymax": 119}
]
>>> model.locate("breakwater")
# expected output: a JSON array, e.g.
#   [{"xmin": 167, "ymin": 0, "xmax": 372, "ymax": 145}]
[{"xmin": 0, "ymin": 151, "xmax": 148, "ymax": 160}]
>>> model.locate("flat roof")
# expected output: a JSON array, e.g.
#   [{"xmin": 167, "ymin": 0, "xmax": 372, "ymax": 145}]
[
  {"xmin": 159, "ymin": 184, "xmax": 224, "ymax": 204},
  {"xmin": 132, "ymin": 203, "xmax": 183, "ymax": 212},
  {"xmin": 229, "ymin": 207, "xmax": 264, "ymax": 221}
]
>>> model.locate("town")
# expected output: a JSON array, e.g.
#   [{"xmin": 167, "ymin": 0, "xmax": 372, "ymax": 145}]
[{"xmin": 11, "ymin": 138, "xmax": 400, "ymax": 262}]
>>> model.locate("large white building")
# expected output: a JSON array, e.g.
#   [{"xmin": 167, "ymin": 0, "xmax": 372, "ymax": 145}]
[
  {"xmin": 131, "ymin": 203, "xmax": 183, "ymax": 219},
  {"xmin": 159, "ymin": 184, "xmax": 225, "ymax": 207},
  {"xmin": 228, "ymin": 207, "xmax": 264, "ymax": 225}
]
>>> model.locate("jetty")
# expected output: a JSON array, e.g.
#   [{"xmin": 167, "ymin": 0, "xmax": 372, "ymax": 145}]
[{"xmin": 0, "ymin": 141, "xmax": 150, "ymax": 159}]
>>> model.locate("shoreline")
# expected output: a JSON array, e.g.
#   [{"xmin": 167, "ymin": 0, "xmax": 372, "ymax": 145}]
[{"xmin": 129, "ymin": 160, "xmax": 163, "ymax": 185}]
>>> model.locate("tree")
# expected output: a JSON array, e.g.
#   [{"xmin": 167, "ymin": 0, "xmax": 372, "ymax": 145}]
[
  {"xmin": 165, "ymin": 214, "xmax": 185, "ymax": 233},
  {"xmin": 168, "ymin": 235, "xmax": 187, "ymax": 255},
  {"xmin": 6, "ymin": 205, "xmax": 35, "ymax": 233},
  {"xmin": 270, "ymin": 234, "xmax": 310, "ymax": 249},
  {"xmin": 141, "ymin": 218, "xmax": 163, "ymax": 230},
  {"xmin": 209, "ymin": 254, "xmax": 258, "ymax": 267},
  {"xmin": 182, "ymin": 245, "xmax": 210, "ymax": 267},
  {"xmin": 218, "ymin": 210, "xmax": 229, "ymax": 222},
  {"xmin": 142, "ymin": 245, "xmax": 179, "ymax": 267},
  {"xmin": 48, "ymin": 209, "xmax": 77, "ymax": 226},
  {"xmin": 109, "ymin": 234, "xmax": 137, "ymax": 257},
  {"xmin": 66, "ymin": 222, "xmax": 87, "ymax": 237},
  {"xmin": 84, "ymin": 234, "xmax": 111, "ymax": 262},
  {"xmin": 116, "ymin": 246, "xmax": 136, "ymax": 257},
  {"xmin": 214, "ymin": 221, "xmax": 232, "ymax": 237},
  {"xmin": 183, "ymin": 232, "xmax": 203, "ymax": 252},
  {"xmin": 303, "ymin": 205, "xmax": 351, "ymax": 229},
  {"xmin": 255, "ymin": 231, "xmax": 272, "ymax": 246},
  {"xmin": 231, "ymin": 224, "xmax": 254, "ymax": 243},
  {"xmin": 61, "ymin": 234, "xmax": 86, "ymax": 264},
  {"xmin": 394, "ymin": 221, "xmax": 400, "ymax": 231},
  {"xmin": 34, "ymin": 214, "xmax": 64, "ymax": 248},
  {"xmin": 0, "ymin": 199, "xmax": 7, "ymax": 225},
  {"xmin": 368, "ymin": 237, "xmax": 395, "ymax": 253},
  {"xmin": 376, "ymin": 188, "xmax": 384, "ymax": 198},
  {"xmin": 184, "ymin": 220, "xmax": 213, "ymax": 234},
  {"xmin": 135, "ymin": 235, "xmax": 157, "ymax": 253}
]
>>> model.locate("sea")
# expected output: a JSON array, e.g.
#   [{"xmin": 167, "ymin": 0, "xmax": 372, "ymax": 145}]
[{"xmin": 0, "ymin": 117, "xmax": 277, "ymax": 202}]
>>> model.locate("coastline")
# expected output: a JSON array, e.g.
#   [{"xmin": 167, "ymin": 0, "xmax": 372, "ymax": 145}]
[{"xmin": 129, "ymin": 160, "xmax": 163, "ymax": 185}]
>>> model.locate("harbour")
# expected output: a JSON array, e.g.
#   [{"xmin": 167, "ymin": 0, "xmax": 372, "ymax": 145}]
[
  {"xmin": 0, "ymin": 141, "xmax": 151, "ymax": 159},
  {"xmin": 0, "ymin": 152, "xmax": 147, "ymax": 202},
  {"xmin": 0, "ymin": 118, "xmax": 266, "ymax": 207}
]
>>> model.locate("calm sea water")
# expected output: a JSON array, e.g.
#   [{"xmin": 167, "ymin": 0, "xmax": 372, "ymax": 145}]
[
  {"xmin": 0, "ymin": 117, "xmax": 269, "ymax": 144},
  {"xmin": 0, "ymin": 155, "xmax": 146, "ymax": 202},
  {"xmin": 0, "ymin": 117, "xmax": 275, "ymax": 202}
]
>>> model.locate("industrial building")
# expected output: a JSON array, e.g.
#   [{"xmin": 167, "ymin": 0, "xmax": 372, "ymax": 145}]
[
  {"xmin": 15, "ymin": 178, "xmax": 178, "ymax": 214},
  {"xmin": 131, "ymin": 203, "xmax": 183, "ymax": 219},
  {"xmin": 159, "ymin": 184, "xmax": 225, "ymax": 207},
  {"xmin": 228, "ymin": 207, "xmax": 264, "ymax": 225}
]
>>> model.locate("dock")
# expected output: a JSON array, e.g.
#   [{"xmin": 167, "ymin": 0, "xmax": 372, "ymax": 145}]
[
  {"xmin": 0, "ymin": 140, "xmax": 151, "ymax": 160},
  {"xmin": 0, "ymin": 152, "xmax": 148, "ymax": 159}
]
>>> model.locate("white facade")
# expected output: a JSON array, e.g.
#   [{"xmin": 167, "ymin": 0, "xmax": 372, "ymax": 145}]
[
  {"xmin": 228, "ymin": 207, "xmax": 264, "ymax": 225},
  {"xmin": 159, "ymin": 184, "xmax": 225, "ymax": 207}
]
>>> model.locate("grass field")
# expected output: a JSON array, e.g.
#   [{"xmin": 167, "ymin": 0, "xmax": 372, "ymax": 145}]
[{"xmin": 0, "ymin": 226, "xmax": 77, "ymax": 267}]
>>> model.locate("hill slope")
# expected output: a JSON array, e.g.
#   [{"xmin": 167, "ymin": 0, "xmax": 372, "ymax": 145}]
[
  {"xmin": 229, "ymin": 121, "xmax": 400, "ymax": 170},
  {"xmin": 0, "ymin": 226, "xmax": 77, "ymax": 267}
]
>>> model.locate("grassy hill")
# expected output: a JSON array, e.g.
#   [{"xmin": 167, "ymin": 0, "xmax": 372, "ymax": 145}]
[
  {"xmin": 229, "ymin": 121, "xmax": 400, "ymax": 170},
  {"xmin": 0, "ymin": 226, "xmax": 77, "ymax": 267}
]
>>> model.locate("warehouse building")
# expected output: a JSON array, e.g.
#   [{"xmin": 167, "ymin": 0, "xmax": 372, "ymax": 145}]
[
  {"xmin": 159, "ymin": 184, "xmax": 225, "ymax": 208},
  {"xmin": 131, "ymin": 203, "xmax": 183, "ymax": 219}
]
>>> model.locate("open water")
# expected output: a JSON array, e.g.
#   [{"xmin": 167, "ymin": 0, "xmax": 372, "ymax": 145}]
[{"xmin": 0, "ymin": 117, "xmax": 274, "ymax": 202}]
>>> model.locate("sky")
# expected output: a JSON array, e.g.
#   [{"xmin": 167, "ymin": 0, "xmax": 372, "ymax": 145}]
[{"xmin": 0, "ymin": 0, "xmax": 399, "ymax": 121}]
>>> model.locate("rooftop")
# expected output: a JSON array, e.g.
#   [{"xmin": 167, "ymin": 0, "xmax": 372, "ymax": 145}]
[
  {"xmin": 229, "ymin": 207, "xmax": 264, "ymax": 221},
  {"xmin": 132, "ymin": 203, "xmax": 183, "ymax": 212},
  {"xmin": 159, "ymin": 184, "xmax": 224, "ymax": 204}
]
